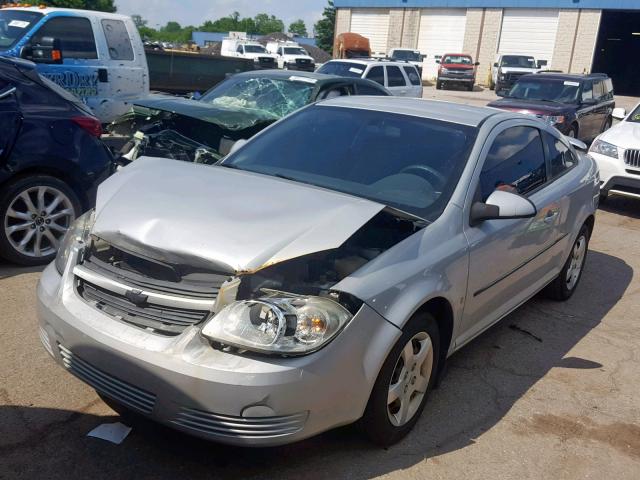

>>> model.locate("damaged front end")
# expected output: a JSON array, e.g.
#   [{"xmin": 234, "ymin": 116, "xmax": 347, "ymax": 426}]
[{"xmin": 73, "ymin": 208, "xmax": 422, "ymax": 354}]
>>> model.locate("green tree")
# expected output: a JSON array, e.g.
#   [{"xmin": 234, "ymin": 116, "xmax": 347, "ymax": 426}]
[
  {"xmin": 254, "ymin": 13, "xmax": 284, "ymax": 35},
  {"xmin": 288, "ymin": 19, "xmax": 308, "ymax": 37},
  {"xmin": 40, "ymin": 0, "xmax": 116, "ymax": 12},
  {"xmin": 131, "ymin": 14, "xmax": 147, "ymax": 28},
  {"xmin": 314, "ymin": 0, "xmax": 335, "ymax": 54}
]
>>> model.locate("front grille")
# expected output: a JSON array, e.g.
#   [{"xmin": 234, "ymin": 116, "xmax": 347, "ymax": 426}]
[
  {"xmin": 258, "ymin": 57, "xmax": 275, "ymax": 67},
  {"xmin": 625, "ymin": 149, "xmax": 640, "ymax": 168},
  {"xmin": 504, "ymin": 72, "xmax": 526, "ymax": 82},
  {"xmin": 172, "ymin": 406, "xmax": 307, "ymax": 439},
  {"xmin": 77, "ymin": 278, "xmax": 211, "ymax": 336},
  {"xmin": 58, "ymin": 345, "xmax": 156, "ymax": 414},
  {"xmin": 296, "ymin": 58, "xmax": 310, "ymax": 65}
]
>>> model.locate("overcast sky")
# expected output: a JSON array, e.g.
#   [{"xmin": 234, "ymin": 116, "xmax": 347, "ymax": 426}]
[{"xmin": 115, "ymin": 0, "xmax": 329, "ymax": 33}]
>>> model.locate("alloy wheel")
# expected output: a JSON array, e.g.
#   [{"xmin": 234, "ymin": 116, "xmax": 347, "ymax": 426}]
[
  {"xmin": 387, "ymin": 331, "xmax": 434, "ymax": 427},
  {"xmin": 566, "ymin": 234, "xmax": 587, "ymax": 290},
  {"xmin": 4, "ymin": 186, "xmax": 76, "ymax": 258}
]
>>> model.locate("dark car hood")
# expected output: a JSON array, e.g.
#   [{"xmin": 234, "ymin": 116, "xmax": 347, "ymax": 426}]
[
  {"xmin": 133, "ymin": 94, "xmax": 280, "ymax": 131},
  {"xmin": 488, "ymin": 98, "xmax": 573, "ymax": 115}
]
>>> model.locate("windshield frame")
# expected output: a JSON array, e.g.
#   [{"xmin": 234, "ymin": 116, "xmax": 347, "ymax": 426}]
[
  {"xmin": 442, "ymin": 55, "xmax": 472, "ymax": 65},
  {"xmin": 0, "ymin": 10, "xmax": 43, "ymax": 51},
  {"xmin": 283, "ymin": 47, "xmax": 307, "ymax": 56},
  {"xmin": 243, "ymin": 44, "xmax": 267, "ymax": 54},
  {"xmin": 219, "ymin": 105, "xmax": 479, "ymax": 221},
  {"xmin": 391, "ymin": 50, "xmax": 421, "ymax": 62},
  {"xmin": 505, "ymin": 78, "xmax": 581, "ymax": 105},
  {"xmin": 500, "ymin": 55, "xmax": 537, "ymax": 69}
]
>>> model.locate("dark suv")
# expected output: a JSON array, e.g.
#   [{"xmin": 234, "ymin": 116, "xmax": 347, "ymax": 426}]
[
  {"xmin": 488, "ymin": 73, "xmax": 615, "ymax": 142},
  {"xmin": 0, "ymin": 57, "xmax": 114, "ymax": 265}
]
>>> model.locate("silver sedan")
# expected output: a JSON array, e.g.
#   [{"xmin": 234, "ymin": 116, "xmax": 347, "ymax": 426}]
[{"xmin": 37, "ymin": 97, "xmax": 600, "ymax": 447}]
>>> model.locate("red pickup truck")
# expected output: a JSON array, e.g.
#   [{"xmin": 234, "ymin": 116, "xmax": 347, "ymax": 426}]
[{"xmin": 436, "ymin": 53, "xmax": 479, "ymax": 91}]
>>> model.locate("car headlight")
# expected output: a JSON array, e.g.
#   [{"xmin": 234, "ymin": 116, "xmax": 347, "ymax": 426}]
[
  {"xmin": 542, "ymin": 115, "xmax": 565, "ymax": 125},
  {"xmin": 253, "ymin": 58, "xmax": 260, "ymax": 63},
  {"xmin": 201, "ymin": 294, "xmax": 353, "ymax": 355},
  {"xmin": 54, "ymin": 210, "xmax": 95, "ymax": 275},
  {"xmin": 589, "ymin": 139, "xmax": 619, "ymax": 159},
  {"xmin": 499, "ymin": 74, "xmax": 506, "ymax": 80},
  {"xmin": 440, "ymin": 67, "xmax": 449, "ymax": 74}
]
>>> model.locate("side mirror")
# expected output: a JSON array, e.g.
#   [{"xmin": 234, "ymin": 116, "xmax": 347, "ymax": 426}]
[
  {"xmin": 474, "ymin": 62, "xmax": 480, "ymax": 66},
  {"xmin": 493, "ymin": 62, "xmax": 499, "ymax": 68},
  {"xmin": 421, "ymin": 54, "xmax": 427, "ymax": 61},
  {"xmin": 470, "ymin": 190, "xmax": 537, "ymax": 226},
  {"xmin": 612, "ymin": 107, "xmax": 626, "ymax": 120},
  {"xmin": 566, "ymin": 136, "xmax": 587, "ymax": 152},
  {"xmin": 30, "ymin": 36, "xmax": 63, "ymax": 64},
  {"xmin": 435, "ymin": 59, "xmax": 440, "ymax": 64},
  {"xmin": 536, "ymin": 60, "xmax": 548, "ymax": 69},
  {"xmin": 228, "ymin": 138, "xmax": 248, "ymax": 155}
]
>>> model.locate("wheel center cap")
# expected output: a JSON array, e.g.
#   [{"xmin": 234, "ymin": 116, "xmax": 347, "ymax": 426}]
[{"xmin": 35, "ymin": 217, "xmax": 45, "ymax": 226}]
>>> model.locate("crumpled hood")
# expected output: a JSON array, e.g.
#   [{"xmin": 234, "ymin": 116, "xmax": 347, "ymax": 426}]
[
  {"xmin": 133, "ymin": 94, "xmax": 278, "ymax": 131},
  {"xmin": 94, "ymin": 157, "xmax": 385, "ymax": 273},
  {"xmin": 488, "ymin": 98, "xmax": 571, "ymax": 116},
  {"xmin": 599, "ymin": 120, "xmax": 640, "ymax": 149}
]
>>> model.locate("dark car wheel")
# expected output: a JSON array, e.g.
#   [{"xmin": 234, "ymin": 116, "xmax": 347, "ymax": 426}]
[
  {"xmin": 602, "ymin": 116, "xmax": 612, "ymax": 133},
  {"xmin": 0, "ymin": 176, "xmax": 80, "ymax": 266},
  {"xmin": 467, "ymin": 83, "xmax": 474, "ymax": 91},
  {"xmin": 566, "ymin": 124, "xmax": 578, "ymax": 139},
  {"xmin": 436, "ymin": 81, "xmax": 442, "ymax": 90},
  {"xmin": 545, "ymin": 225, "xmax": 590, "ymax": 301},
  {"xmin": 362, "ymin": 312, "xmax": 440, "ymax": 447}
]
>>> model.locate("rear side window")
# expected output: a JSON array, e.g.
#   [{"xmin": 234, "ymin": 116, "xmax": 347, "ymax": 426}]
[
  {"xmin": 386, "ymin": 66, "xmax": 406, "ymax": 87},
  {"xmin": 31, "ymin": 16, "xmax": 97, "ymax": 59},
  {"xmin": 593, "ymin": 80, "xmax": 604, "ymax": 100},
  {"xmin": 403, "ymin": 66, "xmax": 421, "ymax": 86},
  {"xmin": 102, "ymin": 19, "xmax": 134, "ymax": 61},
  {"xmin": 581, "ymin": 81, "xmax": 593, "ymax": 102},
  {"xmin": 480, "ymin": 126, "xmax": 546, "ymax": 201},
  {"xmin": 543, "ymin": 132, "xmax": 576, "ymax": 178},
  {"xmin": 365, "ymin": 66, "xmax": 385, "ymax": 85},
  {"xmin": 317, "ymin": 62, "xmax": 365, "ymax": 78}
]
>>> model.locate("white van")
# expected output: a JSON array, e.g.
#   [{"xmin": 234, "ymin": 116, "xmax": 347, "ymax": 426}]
[
  {"xmin": 0, "ymin": 6, "xmax": 148, "ymax": 123},
  {"xmin": 221, "ymin": 38, "xmax": 277, "ymax": 70},
  {"xmin": 266, "ymin": 41, "xmax": 315, "ymax": 71}
]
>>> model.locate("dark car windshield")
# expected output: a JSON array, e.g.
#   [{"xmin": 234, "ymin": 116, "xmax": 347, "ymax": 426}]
[
  {"xmin": 200, "ymin": 76, "xmax": 315, "ymax": 119},
  {"xmin": 244, "ymin": 45, "xmax": 266, "ymax": 53},
  {"xmin": 506, "ymin": 78, "xmax": 580, "ymax": 104},
  {"xmin": 221, "ymin": 106, "xmax": 478, "ymax": 220},
  {"xmin": 442, "ymin": 55, "xmax": 472, "ymax": 65},
  {"xmin": 317, "ymin": 62, "xmax": 364, "ymax": 78},
  {"xmin": 284, "ymin": 47, "xmax": 307, "ymax": 55},
  {"xmin": 0, "ymin": 10, "xmax": 43, "ymax": 50},
  {"xmin": 501, "ymin": 55, "xmax": 536, "ymax": 68},
  {"xmin": 391, "ymin": 50, "xmax": 421, "ymax": 62}
]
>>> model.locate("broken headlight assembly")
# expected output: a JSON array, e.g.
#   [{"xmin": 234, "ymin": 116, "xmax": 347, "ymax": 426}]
[
  {"xmin": 54, "ymin": 210, "xmax": 95, "ymax": 275},
  {"xmin": 201, "ymin": 294, "xmax": 353, "ymax": 355}
]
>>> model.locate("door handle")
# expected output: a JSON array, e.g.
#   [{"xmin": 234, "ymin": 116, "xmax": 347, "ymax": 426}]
[{"xmin": 544, "ymin": 211, "xmax": 559, "ymax": 224}]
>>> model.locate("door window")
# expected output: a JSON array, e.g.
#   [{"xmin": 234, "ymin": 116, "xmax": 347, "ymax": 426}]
[
  {"xmin": 581, "ymin": 81, "xmax": 594, "ymax": 103},
  {"xmin": 592, "ymin": 80, "xmax": 604, "ymax": 100},
  {"xmin": 543, "ymin": 132, "xmax": 576, "ymax": 178},
  {"xmin": 356, "ymin": 83, "xmax": 387, "ymax": 95},
  {"xmin": 480, "ymin": 126, "xmax": 546, "ymax": 201},
  {"xmin": 403, "ymin": 66, "xmax": 422, "ymax": 86},
  {"xmin": 365, "ymin": 66, "xmax": 385, "ymax": 86},
  {"xmin": 31, "ymin": 16, "xmax": 97, "ymax": 59},
  {"xmin": 102, "ymin": 19, "xmax": 134, "ymax": 61},
  {"xmin": 386, "ymin": 66, "xmax": 407, "ymax": 87}
]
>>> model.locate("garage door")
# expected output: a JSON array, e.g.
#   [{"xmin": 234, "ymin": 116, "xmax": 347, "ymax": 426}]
[
  {"xmin": 498, "ymin": 9, "xmax": 559, "ymax": 65},
  {"xmin": 350, "ymin": 9, "xmax": 390, "ymax": 55},
  {"xmin": 418, "ymin": 9, "xmax": 467, "ymax": 79}
]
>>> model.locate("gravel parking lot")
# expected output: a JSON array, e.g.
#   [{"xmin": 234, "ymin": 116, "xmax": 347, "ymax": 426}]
[{"xmin": 1, "ymin": 91, "xmax": 639, "ymax": 480}]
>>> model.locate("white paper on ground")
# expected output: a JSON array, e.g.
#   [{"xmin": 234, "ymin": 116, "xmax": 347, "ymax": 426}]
[{"xmin": 87, "ymin": 422, "xmax": 132, "ymax": 445}]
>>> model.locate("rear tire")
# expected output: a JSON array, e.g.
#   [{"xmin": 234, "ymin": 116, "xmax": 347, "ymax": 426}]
[
  {"xmin": 545, "ymin": 225, "xmax": 590, "ymax": 301},
  {"xmin": 0, "ymin": 176, "xmax": 80, "ymax": 266},
  {"xmin": 602, "ymin": 116, "xmax": 612, "ymax": 133},
  {"xmin": 566, "ymin": 124, "xmax": 578, "ymax": 139},
  {"xmin": 467, "ymin": 83, "xmax": 474, "ymax": 91},
  {"xmin": 362, "ymin": 313, "xmax": 440, "ymax": 447}
]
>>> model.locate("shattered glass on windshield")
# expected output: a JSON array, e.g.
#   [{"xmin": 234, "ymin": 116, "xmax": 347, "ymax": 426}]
[{"xmin": 201, "ymin": 77, "xmax": 315, "ymax": 120}]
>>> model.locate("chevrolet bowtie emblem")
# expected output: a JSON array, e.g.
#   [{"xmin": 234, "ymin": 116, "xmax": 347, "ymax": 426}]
[{"xmin": 125, "ymin": 289, "xmax": 149, "ymax": 307}]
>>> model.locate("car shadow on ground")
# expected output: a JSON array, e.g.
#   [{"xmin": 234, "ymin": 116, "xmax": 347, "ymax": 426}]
[
  {"xmin": 0, "ymin": 261, "xmax": 45, "ymax": 280},
  {"xmin": 0, "ymin": 250, "xmax": 632, "ymax": 480}
]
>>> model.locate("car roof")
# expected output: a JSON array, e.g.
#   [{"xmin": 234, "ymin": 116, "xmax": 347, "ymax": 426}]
[
  {"xmin": 325, "ymin": 58, "xmax": 415, "ymax": 67},
  {"xmin": 3, "ymin": 6, "xmax": 131, "ymax": 21},
  {"xmin": 519, "ymin": 72, "xmax": 609, "ymax": 82},
  {"xmin": 318, "ymin": 96, "xmax": 501, "ymax": 127}
]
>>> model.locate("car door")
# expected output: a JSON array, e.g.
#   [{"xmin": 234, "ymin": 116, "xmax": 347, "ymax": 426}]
[
  {"xmin": 0, "ymin": 80, "xmax": 21, "ymax": 164},
  {"xmin": 364, "ymin": 65, "xmax": 385, "ymax": 88},
  {"xmin": 402, "ymin": 65, "xmax": 423, "ymax": 97},
  {"xmin": 592, "ymin": 79, "xmax": 614, "ymax": 133},
  {"xmin": 27, "ymin": 16, "xmax": 102, "ymax": 112},
  {"xmin": 459, "ymin": 122, "xmax": 566, "ymax": 346},
  {"xmin": 385, "ymin": 65, "xmax": 410, "ymax": 97}
]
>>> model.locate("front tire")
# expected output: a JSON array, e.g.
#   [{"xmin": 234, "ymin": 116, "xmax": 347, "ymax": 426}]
[
  {"xmin": 436, "ymin": 81, "xmax": 442, "ymax": 90},
  {"xmin": 0, "ymin": 176, "xmax": 80, "ymax": 266},
  {"xmin": 362, "ymin": 313, "xmax": 440, "ymax": 446},
  {"xmin": 545, "ymin": 225, "xmax": 590, "ymax": 301}
]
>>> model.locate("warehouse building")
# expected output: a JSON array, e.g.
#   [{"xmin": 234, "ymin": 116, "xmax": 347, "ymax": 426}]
[{"xmin": 333, "ymin": 1, "xmax": 640, "ymax": 95}]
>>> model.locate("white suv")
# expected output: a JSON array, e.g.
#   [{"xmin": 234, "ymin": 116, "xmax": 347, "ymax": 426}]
[{"xmin": 318, "ymin": 59, "xmax": 423, "ymax": 98}]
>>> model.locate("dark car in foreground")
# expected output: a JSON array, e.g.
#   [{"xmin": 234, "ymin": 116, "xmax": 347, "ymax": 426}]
[
  {"xmin": 0, "ymin": 57, "xmax": 113, "ymax": 266},
  {"xmin": 488, "ymin": 73, "xmax": 615, "ymax": 142},
  {"xmin": 107, "ymin": 70, "xmax": 390, "ymax": 163}
]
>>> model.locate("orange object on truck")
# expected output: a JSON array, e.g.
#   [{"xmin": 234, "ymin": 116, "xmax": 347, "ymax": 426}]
[{"xmin": 333, "ymin": 33, "xmax": 371, "ymax": 59}]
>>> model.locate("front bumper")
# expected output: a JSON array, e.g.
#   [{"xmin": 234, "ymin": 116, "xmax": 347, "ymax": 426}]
[
  {"xmin": 590, "ymin": 151, "xmax": 640, "ymax": 199},
  {"xmin": 36, "ymin": 256, "xmax": 401, "ymax": 446},
  {"xmin": 438, "ymin": 76, "xmax": 475, "ymax": 83}
]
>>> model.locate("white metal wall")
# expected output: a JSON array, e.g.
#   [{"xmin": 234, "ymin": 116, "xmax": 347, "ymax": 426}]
[
  {"xmin": 350, "ymin": 9, "xmax": 390, "ymax": 54},
  {"xmin": 417, "ymin": 9, "xmax": 467, "ymax": 79},
  {"xmin": 498, "ymin": 9, "xmax": 560, "ymax": 65}
]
